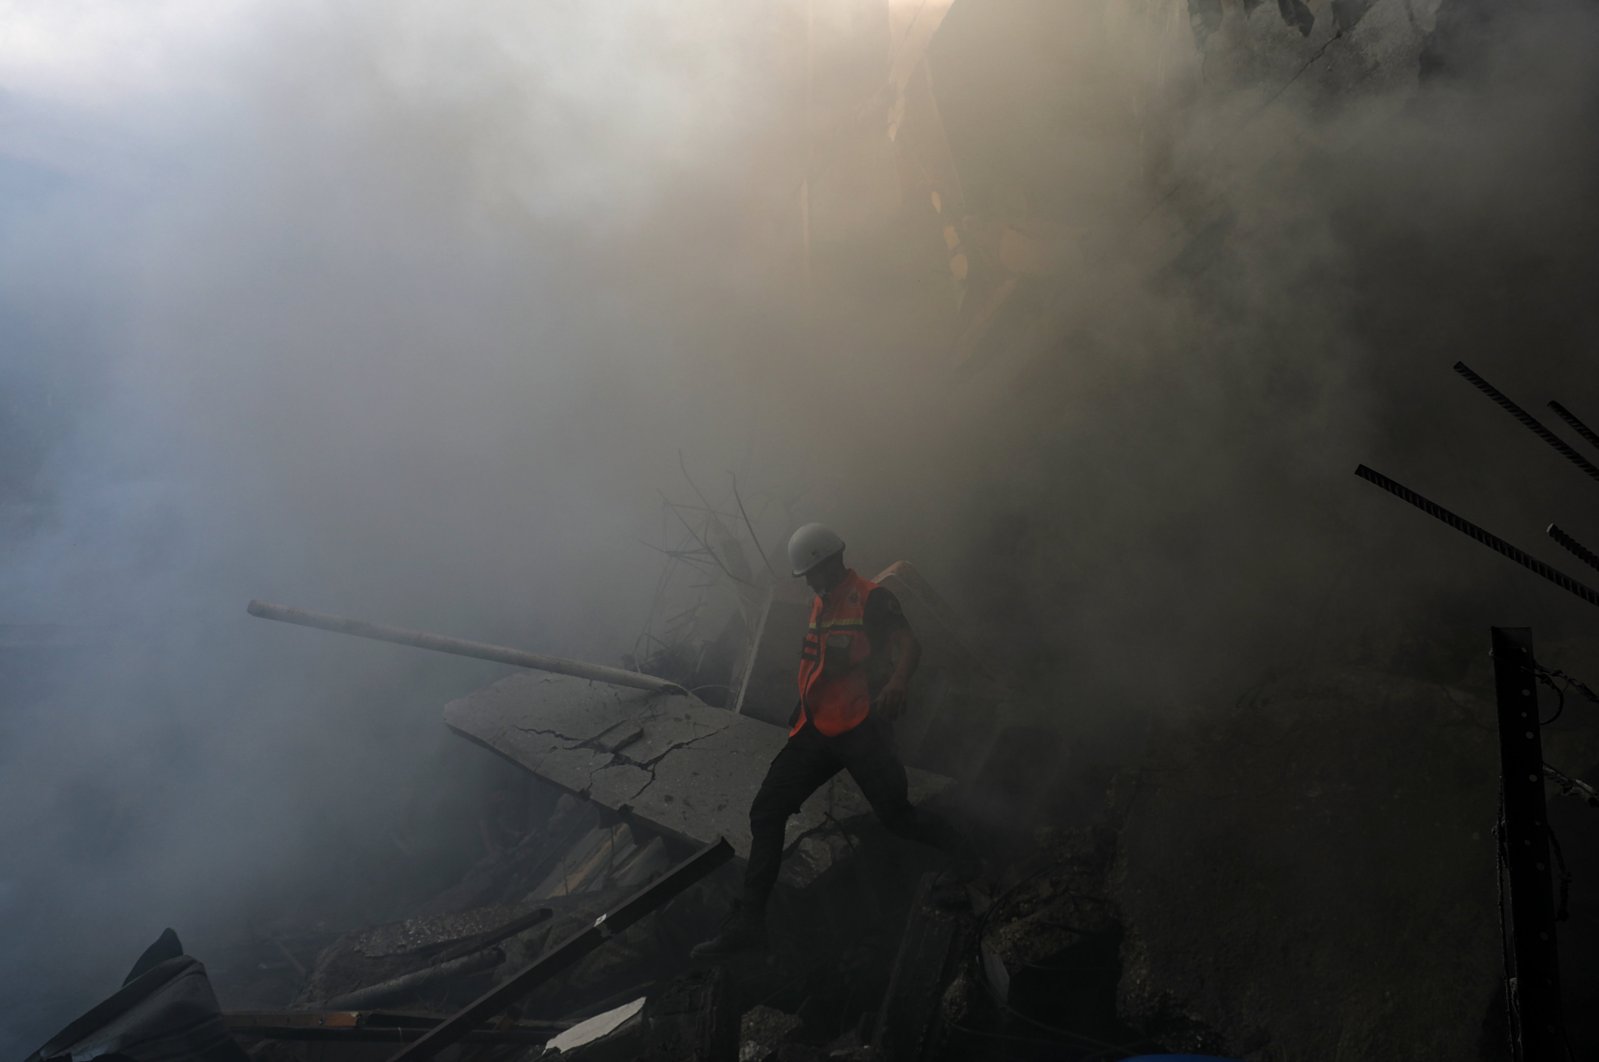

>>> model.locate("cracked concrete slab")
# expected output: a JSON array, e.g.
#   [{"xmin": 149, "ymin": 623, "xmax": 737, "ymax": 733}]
[{"xmin": 445, "ymin": 672, "xmax": 950, "ymax": 888}]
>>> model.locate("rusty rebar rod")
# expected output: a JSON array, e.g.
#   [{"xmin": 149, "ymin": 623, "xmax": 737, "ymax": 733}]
[
  {"xmin": 1548, "ymin": 400, "xmax": 1599, "ymax": 455},
  {"xmin": 1453, "ymin": 362, "xmax": 1599, "ymax": 485},
  {"xmin": 1353, "ymin": 466, "xmax": 1599, "ymax": 609},
  {"xmin": 1546, "ymin": 524, "xmax": 1599, "ymax": 576}
]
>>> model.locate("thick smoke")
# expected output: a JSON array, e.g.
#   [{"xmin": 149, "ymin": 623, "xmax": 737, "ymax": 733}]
[
  {"xmin": 0, "ymin": 0, "xmax": 806, "ymax": 1043},
  {"xmin": 908, "ymin": 0, "xmax": 1599, "ymax": 711},
  {"xmin": 1, "ymin": 0, "xmax": 1597, "ymax": 1050}
]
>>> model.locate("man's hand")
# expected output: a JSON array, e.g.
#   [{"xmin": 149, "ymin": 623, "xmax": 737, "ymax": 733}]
[{"xmin": 876, "ymin": 673, "xmax": 910, "ymax": 720}]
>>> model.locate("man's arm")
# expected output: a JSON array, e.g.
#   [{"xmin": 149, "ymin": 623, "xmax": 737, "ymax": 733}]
[
  {"xmin": 867, "ymin": 588, "xmax": 920, "ymax": 719},
  {"xmin": 876, "ymin": 624, "xmax": 921, "ymax": 719}
]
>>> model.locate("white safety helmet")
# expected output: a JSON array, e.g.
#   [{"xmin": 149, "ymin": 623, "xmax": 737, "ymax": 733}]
[{"xmin": 787, "ymin": 523, "xmax": 845, "ymax": 577}]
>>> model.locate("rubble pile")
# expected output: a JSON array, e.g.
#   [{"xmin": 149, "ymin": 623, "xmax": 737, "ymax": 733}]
[
  {"xmin": 33, "ymin": 648, "xmax": 1599, "ymax": 1061},
  {"xmin": 1111, "ymin": 662, "xmax": 1599, "ymax": 1061}
]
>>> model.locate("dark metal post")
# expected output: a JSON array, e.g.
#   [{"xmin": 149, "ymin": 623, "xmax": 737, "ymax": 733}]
[{"xmin": 1491, "ymin": 627, "xmax": 1565, "ymax": 1061}]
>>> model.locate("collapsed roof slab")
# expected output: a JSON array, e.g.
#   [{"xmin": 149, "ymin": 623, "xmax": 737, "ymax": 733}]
[{"xmin": 444, "ymin": 673, "xmax": 950, "ymax": 889}]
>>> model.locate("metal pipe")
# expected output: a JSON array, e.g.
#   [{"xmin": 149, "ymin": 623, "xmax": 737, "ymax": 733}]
[
  {"xmin": 323, "ymin": 948, "xmax": 504, "ymax": 1011},
  {"xmin": 246, "ymin": 600, "xmax": 685, "ymax": 695}
]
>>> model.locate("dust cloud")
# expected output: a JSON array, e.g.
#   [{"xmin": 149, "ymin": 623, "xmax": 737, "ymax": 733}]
[{"xmin": 1, "ymin": 0, "xmax": 1596, "ymax": 1049}]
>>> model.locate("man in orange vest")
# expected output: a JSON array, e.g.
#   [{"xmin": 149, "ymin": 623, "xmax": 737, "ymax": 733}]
[{"xmin": 691, "ymin": 523, "xmax": 972, "ymax": 959}]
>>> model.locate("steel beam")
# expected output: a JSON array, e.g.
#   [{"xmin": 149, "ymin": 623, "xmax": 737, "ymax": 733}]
[{"xmin": 386, "ymin": 837, "xmax": 733, "ymax": 1062}]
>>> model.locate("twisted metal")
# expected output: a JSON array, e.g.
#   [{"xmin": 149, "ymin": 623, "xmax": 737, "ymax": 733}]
[
  {"xmin": 1453, "ymin": 362, "xmax": 1599, "ymax": 485},
  {"xmin": 1354, "ymin": 464, "xmax": 1599, "ymax": 609},
  {"xmin": 1534, "ymin": 660, "xmax": 1599, "ymax": 708},
  {"xmin": 1544, "ymin": 762, "xmax": 1599, "ymax": 808}
]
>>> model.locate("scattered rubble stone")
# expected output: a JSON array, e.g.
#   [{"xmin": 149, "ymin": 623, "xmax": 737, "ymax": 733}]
[{"xmin": 739, "ymin": 1005, "xmax": 804, "ymax": 1062}]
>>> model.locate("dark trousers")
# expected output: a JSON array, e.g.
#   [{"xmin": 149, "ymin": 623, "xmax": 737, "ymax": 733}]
[{"xmin": 743, "ymin": 716, "xmax": 961, "ymax": 909}]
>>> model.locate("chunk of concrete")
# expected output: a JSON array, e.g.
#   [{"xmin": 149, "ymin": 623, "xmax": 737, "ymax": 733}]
[
  {"xmin": 739, "ymin": 1005, "xmax": 803, "ymax": 1062},
  {"xmin": 445, "ymin": 673, "xmax": 950, "ymax": 888},
  {"xmin": 543, "ymin": 997, "xmax": 646, "ymax": 1057}
]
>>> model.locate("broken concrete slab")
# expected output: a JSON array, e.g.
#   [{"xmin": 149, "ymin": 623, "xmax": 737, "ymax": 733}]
[{"xmin": 445, "ymin": 673, "xmax": 950, "ymax": 888}]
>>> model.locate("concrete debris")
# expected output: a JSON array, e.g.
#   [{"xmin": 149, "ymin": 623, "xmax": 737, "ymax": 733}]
[
  {"xmin": 556, "ymin": 969, "xmax": 737, "ymax": 1062},
  {"xmin": 300, "ymin": 899, "xmax": 552, "ymax": 1005},
  {"xmin": 532, "ymin": 823, "xmax": 639, "ymax": 899},
  {"xmin": 27, "ymin": 932, "xmax": 246, "ymax": 1062},
  {"xmin": 544, "ymin": 997, "xmax": 647, "ymax": 1056},
  {"xmin": 42, "ymin": 5, "xmax": 1599, "ymax": 1060},
  {"xmin": 322, "ymin": 947, "xmax": 504, "ymax": 1011},
  {"xmin": 445, "ymin": 673, "xmax": 950, "ymax": 889},
  {"xmin": 871, "ymin": 873, "xmax": 978, "ymax": 1062},
  {"xmin": 353, "ymin": 903, "xmax": 553, "ymax": 962},
  {"xmin": 388, "ymin": 839, "xmax": 732, "ymax": 1062},
  {"xmin": 413, "ymin": 794, "xmax": 602, "ymax": 916},
  {"xmin": 739, "ymin": 1005, "xmax": 803, "ymax": 1062},
  {"xmin": 541, "ymin": 975, "xmax": 737, "ymax": 1061},
  {"xmin": 613, "ymin": 835, "xmax": 674, "ymax": 888}
]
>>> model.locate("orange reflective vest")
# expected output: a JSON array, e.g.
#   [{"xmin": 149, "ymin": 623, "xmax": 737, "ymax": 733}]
[{"xmin": 793, "ymin": 569, "xmax": 882, "ymax": 737}]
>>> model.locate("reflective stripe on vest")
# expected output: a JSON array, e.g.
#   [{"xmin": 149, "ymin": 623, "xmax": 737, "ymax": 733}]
[{"xmin": 792, "ymin": 569, "xmax": 880, "ymax": 737}]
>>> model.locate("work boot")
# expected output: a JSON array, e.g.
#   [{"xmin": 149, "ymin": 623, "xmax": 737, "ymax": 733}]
[{"xmin": 689, "ymin": 903, "xmax": 768, "ymax": 960}]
